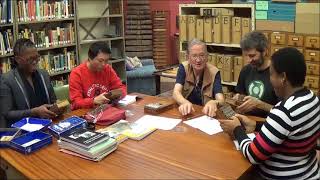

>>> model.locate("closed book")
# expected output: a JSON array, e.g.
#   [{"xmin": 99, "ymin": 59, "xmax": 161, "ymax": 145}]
[
  {"xmin": 96, "ymin": 120, "xmax": 130, "ymax": 143},
  {"xmin": 122, "ymin": 123, "xmax": 156, "ymax": 141},
  {"xmin": 60, "ymin": 128, "xmax": 109, "ymax": 149}
]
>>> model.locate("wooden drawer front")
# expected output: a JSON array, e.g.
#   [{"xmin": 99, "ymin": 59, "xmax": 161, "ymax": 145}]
[
  {"xmin": 270, "ymin": 32, "xmax": 286, "ymax": 45},
  {"xmin": 305, "ymin": 36, "xmax": 320, "ymax": 49},
  {"xmin": 306, "ymin": 62, "xmax": 320, "ymax": 76},
  {"xmin": 287, "ymin": 34, "xmax": 304, "ymax": 47},
  {"xmin": 305, "ymin": 50, "xmax": 320, "ymax": 63},
  {"xmin": 304, "ymin": 76, "xmax": 319, "ymax": 89}
]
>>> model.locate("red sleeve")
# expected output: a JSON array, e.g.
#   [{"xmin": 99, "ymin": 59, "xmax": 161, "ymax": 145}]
[
  {"xmin": 108, "ymin": 67, "xmax": 127, "ymax": 98},
  {"xmin": 69, "ymin": 69, "xmax": 94, "ymax": 110}
]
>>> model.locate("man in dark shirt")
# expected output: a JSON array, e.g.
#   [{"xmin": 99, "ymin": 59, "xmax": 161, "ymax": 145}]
[
  {"xmin": 234, "ymin": 31, "xmax": 278, "ymax": 117},
  {"xmin": 0, "ymin": 38, "xmax": 57, "ymax": 127},
  {"xmin": 173, "ymin": 39, "xmax": 224, "ymax": 117}
]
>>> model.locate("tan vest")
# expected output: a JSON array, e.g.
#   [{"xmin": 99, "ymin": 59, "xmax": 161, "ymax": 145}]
[{"xmin": 182, "ymin": 63, "xmax": 219, "ymax": 105}]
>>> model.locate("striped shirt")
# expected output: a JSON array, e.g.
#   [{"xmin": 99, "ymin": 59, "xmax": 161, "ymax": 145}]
[{"xmin": 234, "ymin": 88, "xmax": 320, "ymax": 180}]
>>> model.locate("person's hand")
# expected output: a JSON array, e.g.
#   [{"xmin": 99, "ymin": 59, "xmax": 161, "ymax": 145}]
[
  {"xmin": 234, "ymin": 114, "xmax": 256, "ymax": 133},
  {"xmin": 94, "ymin": 92, "xmax": 110, "ymax": 105},
  {"xmin": 31, "ymin": 104, "xmax": 57, "ymax": 119},
  {"xmin": 219, "ymin": 116, "xmax": 242, "ymax": 137},
  {"xmin": 236, "ymin": 96, "xmax": 261, "ymax": 113},
  {"xmin": 232, "ymin": 93, "xmax": 241, "ymax": 100},
  {"xmin": 179, "ymin": 101, "xmax": 194, "ymax": 116},
  {"xmin": 202, "ymin": 100, "xmax": 218, "ymax": 117}
]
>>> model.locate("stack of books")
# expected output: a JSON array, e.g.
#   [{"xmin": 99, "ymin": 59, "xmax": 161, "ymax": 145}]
[
  {"xmin": 58, "ymin": 128, "xmax": 117, "ymax": 161},
  {"xmin": 97, "ymin": 120, "xmax": 157, "ymax": 141}
]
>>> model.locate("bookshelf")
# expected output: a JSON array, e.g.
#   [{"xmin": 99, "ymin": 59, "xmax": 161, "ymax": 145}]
[
  {"xmin": 76, "ymin": 0, "xmax": 126, "ymax": 84},
  {"xmin": 0, "ymin": 0, "xmax": 14, "ymax": 74},
  {"xmin": 179, "ymin": 3, "xmax": 255, "ymax": 87}
]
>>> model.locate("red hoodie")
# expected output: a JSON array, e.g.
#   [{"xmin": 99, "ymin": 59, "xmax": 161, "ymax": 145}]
[{"xmin": 69, "ymin": 61, "xmax": 126, "ymax": 110}]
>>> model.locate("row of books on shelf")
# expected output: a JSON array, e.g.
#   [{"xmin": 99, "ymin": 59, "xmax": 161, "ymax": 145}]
[
  {"xmin": 0, "ymin": 29, "xmax": 13, "ymax": 55},
  {"xmin": 17, "ymin": 0, "xmax": 74, "ymax": 22},
  {"xmin": 18, "ymin": 24, "xmax": 75, "ymax": 48},
  {"xmin": 0, "ymin": 0, "xmax": 13, "ymax": 24},
  {"xmin": 38, "ymin": 49, "xmax": 76, "ymax": 74}
]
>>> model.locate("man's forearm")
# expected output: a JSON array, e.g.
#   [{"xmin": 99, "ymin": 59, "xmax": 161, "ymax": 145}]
[{"xmin": 173, "ymin": 91, "xmax": 190, "ymax": 105}]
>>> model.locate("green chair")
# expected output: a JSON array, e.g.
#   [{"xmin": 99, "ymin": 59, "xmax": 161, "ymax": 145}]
[{"xmin": 53, "ymin": 85, "xmax": 70, "ymax": 101}]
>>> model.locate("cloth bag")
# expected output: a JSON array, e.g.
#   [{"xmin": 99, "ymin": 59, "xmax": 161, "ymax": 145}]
[{"xmin": 83, "ymin": 104, "xmax": 126, "ymax": 126}]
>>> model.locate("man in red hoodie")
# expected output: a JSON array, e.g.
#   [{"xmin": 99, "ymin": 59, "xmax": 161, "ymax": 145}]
[{"xmin": 69, "ymin": 42, "xmax": 126, "ymax": 110}]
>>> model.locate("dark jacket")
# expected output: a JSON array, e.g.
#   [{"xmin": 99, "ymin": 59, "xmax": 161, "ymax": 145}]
[{"xmin": 0, "ymin": 68, "xmax": 56, "ymax": 127}]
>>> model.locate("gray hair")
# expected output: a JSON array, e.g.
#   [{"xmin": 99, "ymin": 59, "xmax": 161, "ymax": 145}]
[
  {"xmin": 187, "ymin": 38, "xmax": 207, "ymax": 54},
  {"xmin": 240, "ymin": 31, "xmax": 268, "ymax": 53}
]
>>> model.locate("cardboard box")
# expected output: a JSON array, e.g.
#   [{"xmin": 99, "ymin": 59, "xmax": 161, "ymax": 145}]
[
  {"xmin": 270, "ymin": 32, "xmax": 286, "ymax": 45},
  {"xmin": 204, "ymin": 17, "xmax": 213, "ymax": 43},
  {"xmin": 213, "ymin": 16, "xmax": 222, "ymax": 43},
  {"xmin": 200, "ymin": 8, "xmax": 213, "ymax": 16},
  {"xmin": 232, "ymin": 17, "xmax": 242, "ymax": 44},
  {"xmin": 220, "ymin": 8, "xmax": 234, "ymax": 16},
  {"xmin": 241, "ymin": 18, "xmax": 251, "ymax": 38},
  {"xmin": 295, "ymin": 3, "xmax": 320, "ymax": 34},
  {"xmin": 187, "ymin": 15, "xmax": 198, "ymax": 41},
  {"xmin": 233, "ymin": 56, "xmax": 243, "ymax": 82},
  {"xmin": 304, "ymin": 75, "xmax": 320, "ymax": 89},
  {"xmin": 222, "ymin": 16, "xmax": 232, "ymax": 44},
  {"xmin": 270, "ymin": 45, "xmax": 285, "ymax": 55},
  {"xmin": 306, "ymin": 62, "xmax": 320, "ymax": 76},
  {"xmin": 305, "ymin": 50, "xmax": 320, "ymax": 63},
  {"xmin": 196, "ymin": 19, "xmax": 204, "ymax": 41},
  {"xmin": 216, "ymin": 54, "xmax": 224, "ymax": 70},
  {"xmin": 208, "ymin": 53, "xmax": 217, "ymax": 66},
  {"xmin": 179, "ymin": 15, "xmax": 188, "ymax": 42},
  {"xmin": 287, "ymin": 34, "xmax": 304, "ymax": 47},
  {"xmin": 305, "ymin": 36, "xmax": 320, "ymax": 49},
  {"xmin": 256, "ymin": 20, "xmax": 294, "ymax": 32},
  {"xmin": 223, "ymin": 55, "xmax": 234, "ymax": 82}
]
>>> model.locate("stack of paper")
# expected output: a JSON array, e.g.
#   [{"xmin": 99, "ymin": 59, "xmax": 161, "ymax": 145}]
[
  {"xmin": 118, "ymin": 95, "xmax": 137, "ymax": 106},
  {"xmin": 58, "ymin": 128, "xmax": 117, "ymax": 161},
  {"xmin": 134, "ymin": 115, "xmax": 182, "ymax": 130},
  {"xmin": 183, "ymin": 116, "xmax": 223, "ymax": 135}
]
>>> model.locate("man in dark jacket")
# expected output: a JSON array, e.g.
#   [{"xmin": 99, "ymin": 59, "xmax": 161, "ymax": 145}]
[{"xmin": 0, "ymin": 38, "xmax": 57, "ymax": 127}]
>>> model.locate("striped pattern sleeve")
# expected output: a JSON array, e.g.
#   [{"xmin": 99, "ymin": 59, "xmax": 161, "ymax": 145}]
[{"xmin": 234, "ymin": 106, "xmax": 292, "ymax": 164}]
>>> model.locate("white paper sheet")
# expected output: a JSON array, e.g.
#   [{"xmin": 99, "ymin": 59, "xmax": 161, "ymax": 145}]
[
  {"xmin": 183, "ymin": 115, "xmax": 223, "ymax": 135},
  {"xmin": 134, "ymin": 115, "xmax": 181, "ymax": 130},
  {"xmin": 20, "ymin": 123, "xmax": 44, "ymax": 132},
  {"xmin": 233, "ymin": 133, "xmax": 256, "ymax": 150},
  {"xmin": 118, "ymin": 95, "xmax": 137, "ymax": 106}
]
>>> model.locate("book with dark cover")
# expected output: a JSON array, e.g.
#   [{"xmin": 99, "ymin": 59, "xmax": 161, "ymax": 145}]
[{"xmin": 60, "ymin": 128, "xmax": 109, "ymax": 149}]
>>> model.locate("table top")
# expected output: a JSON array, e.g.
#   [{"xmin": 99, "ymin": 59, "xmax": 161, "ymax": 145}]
[{"xmin": 0, "ymin": 95, "xmax": 263, "ymax": 179}]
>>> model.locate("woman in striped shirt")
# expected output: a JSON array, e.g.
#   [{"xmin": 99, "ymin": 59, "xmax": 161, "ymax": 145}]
[{"xmin": 220, "ymin": 47, "xmax": 319, "ymax": 180}]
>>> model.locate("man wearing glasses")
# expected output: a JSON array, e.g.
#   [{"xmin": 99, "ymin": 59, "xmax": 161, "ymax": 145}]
[
  {"xmin": 69, "ymin": 42, "xmax": 126, "ymax": 110},
  {"xmin": 173, "ymin": 39, "xmax": 224, "ymax": 117},
  {"xmin": 0, "ymin": 38, "xmax": 57, "ymax": 127}
]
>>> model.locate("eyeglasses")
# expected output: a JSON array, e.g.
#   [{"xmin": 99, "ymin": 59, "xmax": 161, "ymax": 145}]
[
  {"xmin": 17, "ymin": 55, "xmax": 40, "ymax": 64},
  {"xmin": 189, "ymin": 54, "xmax": 207, "ymax": 61}
]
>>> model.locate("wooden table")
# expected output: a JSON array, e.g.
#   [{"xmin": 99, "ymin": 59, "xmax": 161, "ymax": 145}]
[{"xmin": 0, "ymin": 95, "xmax": 263, "ymax": 179}]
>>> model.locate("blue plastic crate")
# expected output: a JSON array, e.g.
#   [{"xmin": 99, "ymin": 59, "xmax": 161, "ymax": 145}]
[
  {"xmin": 11, "ymin": 118, "xmax": 52, "ymax": 132},
  {"xmin": 0, "ymin": 128, "xmax": 22, "ymax": 148},
  {"xmin": 48, "ymin": 116, "xmax": 87, "ymax": 139},
  {"xmin": 10, "ymin": 131, "xmax": 52, "ymax": 154}
]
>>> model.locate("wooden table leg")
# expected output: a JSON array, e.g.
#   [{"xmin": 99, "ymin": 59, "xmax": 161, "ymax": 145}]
[{"xmin": 155, "ymin": 75, "xmax": 161, "ymax": 95}]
